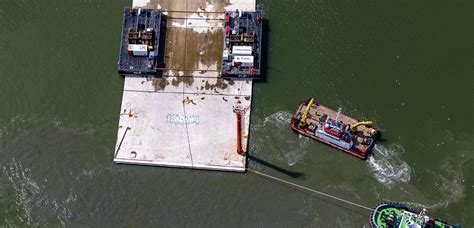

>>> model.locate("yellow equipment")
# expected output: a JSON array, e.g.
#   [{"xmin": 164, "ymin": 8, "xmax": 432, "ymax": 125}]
[
  {"xmin": 299, "ymin": 98, "xmax": 314, "ymax": 127},
  {"xmin": 350, "ymin": 121, "xmax": 373, "ymax": 132}
]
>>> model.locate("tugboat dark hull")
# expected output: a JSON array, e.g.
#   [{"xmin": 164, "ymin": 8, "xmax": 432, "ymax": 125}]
[
  {"xmin": 291, "ymin": 98, "xmax": 378, "ymax": 160},
  {"xmin": 370, "ymin": 202, "xmax": 461, "ymax": 228},
  {"xmin": 291, "ymin": 122, "xmax": 373, "ymax": 159}
]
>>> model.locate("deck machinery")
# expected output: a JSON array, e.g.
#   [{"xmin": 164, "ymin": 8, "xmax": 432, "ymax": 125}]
[
  {"xmin": 291, "ymin": 98, "xmax": 379, "ymax": 159},
  {"xmin": 118, "ymin": 8, "xmax": 162, "ymax": 75},
  {"xmin": 221, "ymin": 10, "xmax": 263, "ymax": 79}
]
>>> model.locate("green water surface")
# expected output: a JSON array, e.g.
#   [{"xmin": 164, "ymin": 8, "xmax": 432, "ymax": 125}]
[{"xmin": 0, "ymin": 0, "xmax": 473, "ymax": 226}]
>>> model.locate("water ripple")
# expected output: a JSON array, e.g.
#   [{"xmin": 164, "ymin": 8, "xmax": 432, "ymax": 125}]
[
  {"xmin": 367, "ymin": 144, "xmax": 412, "ymax": 188},
  {"xmin": 250, "ymin": 111, "xmax": 311, "ymax": 167}
]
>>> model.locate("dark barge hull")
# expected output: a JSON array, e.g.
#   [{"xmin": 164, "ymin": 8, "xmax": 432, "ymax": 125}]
[{"xmin": 118, "ymin": 8, "xmax": 163, "ymax": 76}]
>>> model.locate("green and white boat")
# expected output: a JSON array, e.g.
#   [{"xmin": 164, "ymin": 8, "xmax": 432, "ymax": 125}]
[{"xmin": 370, "ymin": 203, "xmax": 461, "ymax": 228}]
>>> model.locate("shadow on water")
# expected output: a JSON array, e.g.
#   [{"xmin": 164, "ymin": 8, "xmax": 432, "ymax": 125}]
[
  {"xmin": 254, "ymin": 18, "xmax": 272, "ymax": 83},
  {"xmin": 248, "ymin": 154, "xmax": 305, "ymax": 179},
  {"xmin": 377, "ymin": 134, "xmax": 387, "ymax": 143},
  {"xmin": 248, "ymin": 155, "xmax": 370, "ymax": 217}
]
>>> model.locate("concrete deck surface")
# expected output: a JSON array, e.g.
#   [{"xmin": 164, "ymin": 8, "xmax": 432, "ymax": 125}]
[{"xmin": 114, "ymin": 0, "xmax": 256, "ymax": 172}]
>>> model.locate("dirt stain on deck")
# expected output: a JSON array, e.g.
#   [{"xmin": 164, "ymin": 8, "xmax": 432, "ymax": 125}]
[
  {"xmin": 202, "ymin": 79, "xmax": 229, "ymax": 91},
  {"xmin": 185, "ymin": 30, "xmax": 224, "ymax": 71},
  {"xmin": 171, "ymin": 76, "xmax": 194, "ymax": 87},
  {"xmin": 146, "ymin": 77, "xmax": 170, "ymax": 91},
  {"xmin": 141, "ymin": 0, "xmax": 235, "ymax": 91}
]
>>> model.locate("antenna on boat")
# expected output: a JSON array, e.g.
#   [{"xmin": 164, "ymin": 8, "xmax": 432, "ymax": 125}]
[
  {"xmin": 417, "ymin": 208, "xmax": 428, "ymax": 224},
  {"xmin": 335, "ymin": 107, "xmax": 342, "ymax": 122}
]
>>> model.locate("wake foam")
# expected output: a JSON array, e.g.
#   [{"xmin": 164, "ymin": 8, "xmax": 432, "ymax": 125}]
[
  {"xmin": 399, "ymin": 162, "xmax": 464, "ymax": 210},
  {"xmin": 2, "ymin": 158, "xmax": 41, "ymax": 226},
  {"xmin": 432, "ymin": 161, "xmax": 465, "ymax": 207},
  {"xmin": 367, "ymin": 144, "xmax": 411, "ymax": 187},
  {"xmin": 2, "ymin": 158, "xmax": 74, "ymax": 226}
]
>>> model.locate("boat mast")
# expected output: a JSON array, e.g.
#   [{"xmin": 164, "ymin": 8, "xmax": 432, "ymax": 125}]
[{"xmin": 335, "ymin": 107, "xmax": 342, "ymax": 122}]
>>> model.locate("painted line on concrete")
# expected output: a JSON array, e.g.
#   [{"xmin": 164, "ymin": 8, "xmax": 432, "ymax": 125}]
[
  {"xmin": 182, "ymin": 0, "xmax": 194, "ymax": 168},
  {"xmin": 123, "ymin": 89, "xmax": 252, "ymax": 97}
]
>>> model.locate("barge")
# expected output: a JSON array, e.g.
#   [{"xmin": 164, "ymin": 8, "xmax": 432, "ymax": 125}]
[
  {"xmin": 370, "ymin": 202, "xmax": 461, "ymax": 227},
  {"xmin": 291, "ymin": 98, "xmax": 379, "ymax": 159},
  {"xmin": 221, "ymin": 10, "xmax": 263, "ymax": 79},
  {"xmin": 118, "ymin": 8, "xmax": 162, "ymax": 75},
  {"xmin": 113, "ymin": 0, "xmax": 258, "ymax": 172}
]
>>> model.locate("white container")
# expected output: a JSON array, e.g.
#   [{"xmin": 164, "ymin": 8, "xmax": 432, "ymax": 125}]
[
  {"xmin": 233, "ymin": 55, "xmax": 254, "ymax": 67},
  {"xmin": 232, "ymin": 46, "xmax": 252, "ymax": 55},
  {"xmin": 128, "ymin": 44, "xmax": 148, "ymax": 56},
  {"xmin": 222, "ymin": 49, "xmax": 230, "ymax": 61}
]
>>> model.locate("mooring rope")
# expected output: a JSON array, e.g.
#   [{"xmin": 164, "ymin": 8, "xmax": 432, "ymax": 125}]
[{"xmin": 248, "ymin": 169, "xmax": 373, "ymax": 211}]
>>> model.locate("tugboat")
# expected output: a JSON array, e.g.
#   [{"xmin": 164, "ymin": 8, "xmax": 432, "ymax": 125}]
[
  {"xmin": 291, "ymin": 98, "xmax": 379, "ymax": 159},
  {"xmin": 370, "ymin": 202, "xmax": 461, "ymax": 227}
]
